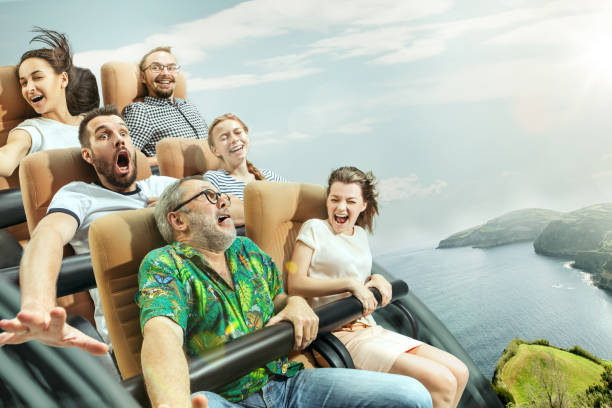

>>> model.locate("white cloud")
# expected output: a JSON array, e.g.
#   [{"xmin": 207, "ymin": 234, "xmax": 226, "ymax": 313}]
[
  {"xmin": 378, "ymin": 175, "xmax": 448, "ymax": 201},
  {"xmin": 332, "ymin": 118, "xmax": 377, "ymax": 135},
  {"xmin": 74, "ymin": 0, "xmax": 450, "ymax": 68},
  {"xmin": 250, "ymin": 130, "xmax": 313, "ymax": 146},
  {"xmin": 188, "ymin": 67, "xmax": 322, "ymax": 91},
  {"xmin": 592, "ymin": 170, "xmax": 612, "ymax": 179},
  {"xmin": 287, "ymin": 131, "xmax": 312, "ymax": 140}
]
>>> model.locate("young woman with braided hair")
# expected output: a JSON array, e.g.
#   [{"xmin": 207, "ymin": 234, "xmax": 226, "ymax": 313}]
[
  {"xmin": 0, "ymin": 27, "xmax": 99, "ymax": 177},
  {"xmin": 205, "ymin": 113, "xmax": 285, "ymax": 232},
  {"xmin": 288, "ymin": 166, "xmax": 469, "ymax": 408}
]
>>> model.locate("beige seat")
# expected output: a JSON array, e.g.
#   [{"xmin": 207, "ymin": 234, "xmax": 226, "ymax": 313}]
[
  {"xmin": 244, "ymin": 181, "xmax": 328, "ymax": 368},
  {"xmin": 244, "ymin": 181, "xmax": 327, "ymax": 285},
  {"xmin": 89, "ymin": 207, "xmax": 161, "ymax": 379},
  {"xmin": 19, "ymin": 147, "xmax": 151, "ymax": 321},
  {"xmin": 88, "ymin": 181, "xmax": 328, "ymax": 378},
  {"xmin": 100, "ymin": 61, "xmax": 187, "ymax": 113},
  {"xmin": 0, "ymin": 65, "xmax": 37, "ymax": 244},
  {"xmin": 156, "ymin": 137, "xmax": 224, "ymax": 178}
]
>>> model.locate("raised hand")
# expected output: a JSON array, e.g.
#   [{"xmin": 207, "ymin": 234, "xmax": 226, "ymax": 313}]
[{"xmin": 0, "ymin": 305, "xmax": 108, "ymax": 355}]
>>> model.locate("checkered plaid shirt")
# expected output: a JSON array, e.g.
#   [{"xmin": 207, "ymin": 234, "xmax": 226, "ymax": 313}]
[{"xmin": 123, "ymin": 96, "xmax": 209, "ymax": 156}]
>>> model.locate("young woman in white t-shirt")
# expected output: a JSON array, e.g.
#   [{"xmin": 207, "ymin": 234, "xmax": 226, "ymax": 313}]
[
  {"xmin": 288, "ymin": 166, "xmax": 469, "ymax": 408},
  {"xmin": 0, "ymin": 27, "xmax": 99, "ymax": 178}
]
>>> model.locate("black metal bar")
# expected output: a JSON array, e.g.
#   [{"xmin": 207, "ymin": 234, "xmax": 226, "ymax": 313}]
[
  {"xmin": 0, "ymin": 188, "xmax": 26, "ymax": 229},
  {"xmin": 122, "ymin": 280, "xmax": 409, "ymax": 405}
]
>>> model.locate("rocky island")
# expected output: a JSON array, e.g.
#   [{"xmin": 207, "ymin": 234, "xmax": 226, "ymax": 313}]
[
  {"xmin": 439, "ymin": 204, "xmax": 612, "ymax": 291},
  {"xmin": 437, "ymin": 208, "xmax": 562, "ymax": 249}
]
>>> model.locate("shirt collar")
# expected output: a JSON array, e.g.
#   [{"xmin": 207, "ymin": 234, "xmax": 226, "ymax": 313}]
[
  {"xmin": 143, "ymin": 96, "xmax": 185, "ymax": 106},
  {"xmin": 170, "ymin": 240, "xmax": 238, "ymax": 262}
]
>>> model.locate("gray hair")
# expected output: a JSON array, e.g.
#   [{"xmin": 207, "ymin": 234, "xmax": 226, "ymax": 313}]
[{"xmin": 155, "ymin": 175, "xmax": 209, "ymax": 243}]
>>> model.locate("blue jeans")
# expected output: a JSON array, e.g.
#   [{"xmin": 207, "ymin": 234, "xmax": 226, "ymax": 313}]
[{"xmin": 196, "ymin": 368, "xmax": 432, "ymax": 408}]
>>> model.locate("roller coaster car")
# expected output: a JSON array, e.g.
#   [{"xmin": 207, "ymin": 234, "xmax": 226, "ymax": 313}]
[{"xmin": 0, "ymin": 181, "xmax": 503, "ymax": 407}]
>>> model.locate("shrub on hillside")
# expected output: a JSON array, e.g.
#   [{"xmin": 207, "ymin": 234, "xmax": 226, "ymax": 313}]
[
  {"xmin": 492, "ymin": 383, "xmax": 515, "ymax": 406},
  {"xmin": 529, "ymin": 339, "xmax": 550, "ymax": 347},
  {"xmin": 569, "ymin": 345, "xmax": 602, "ymax": 365},
  {"xmin": 493, "ymin": 338, "xmax": 526, "ymax": 382}
]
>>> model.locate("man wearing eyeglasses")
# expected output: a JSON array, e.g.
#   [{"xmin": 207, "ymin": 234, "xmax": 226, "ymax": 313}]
[
  {"xmin": 123, "ymin": 46, "xmax": 209, "ymax": 167},
  {"xmin": 137, "ymin": 175, "xmax": 433, "ymax": 408}
]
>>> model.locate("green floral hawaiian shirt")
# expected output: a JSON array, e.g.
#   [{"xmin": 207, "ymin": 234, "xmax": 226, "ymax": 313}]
[{"xmin": 136, "ymin": 237, "xmax": 302, "ymax": 402}]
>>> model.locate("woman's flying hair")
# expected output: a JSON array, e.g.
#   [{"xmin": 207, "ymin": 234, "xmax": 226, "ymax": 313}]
[
  {"xmin": 207, "ymin": 113, "xmax": 265, "ymax": 180},
  {"xmin": 17, "ymin": 27, "xmax": 99, "ymax": 115},
  {"xmin": 328, "ymin": 166, "xmax": 379, "ymax": 233}
]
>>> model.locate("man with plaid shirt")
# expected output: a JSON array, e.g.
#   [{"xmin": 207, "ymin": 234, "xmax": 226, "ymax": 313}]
[{"xmin": 123, "ymin": 46, "xmax": 209, "ymax": 167}]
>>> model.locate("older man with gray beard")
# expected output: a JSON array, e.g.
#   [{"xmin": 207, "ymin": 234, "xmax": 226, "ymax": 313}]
[{"xmin": 136, "ymin": 175, "xmax": 432, "ymax": 408}]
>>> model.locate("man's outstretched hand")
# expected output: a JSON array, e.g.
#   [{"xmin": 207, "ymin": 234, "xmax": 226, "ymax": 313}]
[{"xmin": 0, "ymin": 306, "xmax": 108, "ymax": 355}]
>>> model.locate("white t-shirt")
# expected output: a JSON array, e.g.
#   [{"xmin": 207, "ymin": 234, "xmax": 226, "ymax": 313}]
[
  {"xmin": 47, "ymin": 175, "xmax": 176, "ymax": 344},
  {"xmin": 12, "ymin": 117, "xmax": 80, "ymax": 155},
  {"xmin": 48, "ymin": 175, "xmax": 176, "ymax": 254},
  {"xmin": 296, "ymin": 218, "xmax": 375, "ymax": 325}
]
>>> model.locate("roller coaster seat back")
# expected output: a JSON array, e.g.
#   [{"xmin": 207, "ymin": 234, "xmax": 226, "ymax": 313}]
[
  {"xmin": 100, "ymin": 61, "xmax": 187, "ymax": 113},
  {"xmin": 244, "ymin": 182, "xmax": 328, "ymax": 287},
  {"xmin": 0, "ymin": 65, "xmax": 38, "ymax": 243},
  {"xmin": 156, "ymin": 137, "xmax": 224, "ymax": 179},
  {"xmin": 89, "ymin": 207, "xmax": 161, "ymax": 380},
  {"xmin": 244, "ymin": 182, "xmax": 329, "ymax": 367},
  {"xmin": 19, "ymin": 146, "xmax": 152, "ymax": 251}
]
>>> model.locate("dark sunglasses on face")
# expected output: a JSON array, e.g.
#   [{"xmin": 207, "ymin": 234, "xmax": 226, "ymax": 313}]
[{"xmin": 172, "ymin": 189, "xmax": 231, "ymax": 212}]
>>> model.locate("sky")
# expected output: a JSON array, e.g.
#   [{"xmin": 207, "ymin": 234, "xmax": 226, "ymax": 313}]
[{"xmin": 2, "ymin": 0, "xmax": 612, "ymax": 254}]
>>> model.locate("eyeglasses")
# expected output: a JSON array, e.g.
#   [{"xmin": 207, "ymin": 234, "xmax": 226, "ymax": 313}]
[
  {"xmin": 144, "ymin": 63, "xmax": 181, "ymax": 73},
  {"xmin": 172, "ymin": 189, "xmax": 231, "ymax": 212}
]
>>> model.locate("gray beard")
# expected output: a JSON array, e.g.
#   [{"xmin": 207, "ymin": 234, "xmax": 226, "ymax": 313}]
[{"xmin": 187, "ymin": 212, "xmax": 236, "ymax": 253}]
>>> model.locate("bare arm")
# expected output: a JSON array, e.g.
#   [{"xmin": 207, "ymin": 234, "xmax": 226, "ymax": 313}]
[
  {"xmin": 287, "ymin": 241, "xmax": 377, "ymax": 316},
  {"xmin": 228, "ymin": 194, "xmax": 245, "ymax": 226},
  {"xmin": 20, "ymin": 212, "xmax": 78, "ymax": 310},
  {"xmin": 142, "ymin": 316, "xmax": 191, "ymax": 408},
  {"xmin": 0, "ymin": 212, "xmax": 108, "ymax": 355},
  {"xmin": 0, "ymin": 129, "xmax": 32, "ymax": 177}
]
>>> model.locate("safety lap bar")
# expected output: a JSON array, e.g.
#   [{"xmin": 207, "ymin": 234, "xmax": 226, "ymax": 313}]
[
  {"xmin": 0, "ymin": 188, "xmax": 26, "ymax": 229},
  {"xmin": 122, "ymin": 280, "xmax": 409, "ymax": 405}
]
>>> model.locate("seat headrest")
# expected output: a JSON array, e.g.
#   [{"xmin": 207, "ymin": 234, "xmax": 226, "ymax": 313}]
[
  {"xmin": 0, "ymin": 65, "xmax": 37, "ymax": 189},
  {"xmin": 101, "ymin": 62, "xmax": 187, "ymax": 113},
  {"xmin": 244, "ymin": 181, "xmax": 327, "ymax": 286},
  {"xmin": 19, "ymin": 147, "xmax": 152, "ymax": 236},
  {"xmin": 156, "ymin": 137, "xmax": 225, "ymax": 178}
]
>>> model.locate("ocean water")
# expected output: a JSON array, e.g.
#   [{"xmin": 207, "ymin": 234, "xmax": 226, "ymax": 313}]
[{"xmin": 376, "ymin": 242, "xmax": 612, "ymax": 379}]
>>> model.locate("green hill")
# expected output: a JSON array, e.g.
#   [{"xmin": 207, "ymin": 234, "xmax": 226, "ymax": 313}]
[
  {"xmin": 533, "ymin": 203, "xmax": 612, "ymax": 291},
  {"xmin": 438, "ymin": 208, "xmax": 562, "ymax": 249},
  {"xmin": 492, "ymin": 339, "xmax": 607, "ymax": 407}
]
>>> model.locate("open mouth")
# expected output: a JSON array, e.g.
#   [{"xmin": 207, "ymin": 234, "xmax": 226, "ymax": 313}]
[
  {"xmin": 155, "ymin": 77, "xmax": 174, "ymax": 86},
  {"xmin": 218, "ymin": 214, "xmax": 231, "ymax": 225},
  {"xmin": 229, "ymin": 145, "xmax": 243, "ymax": 153},
  {"xmin": 115, "ymin": 150, "xmax": 130, "ymax": 175},
  {"xmin": 334, "ymin": 215, "xmax": 349, "ymax": 224},
  {"xmin": 30, "ymin": 95, "xmax": 43, "ymax": 103}
]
